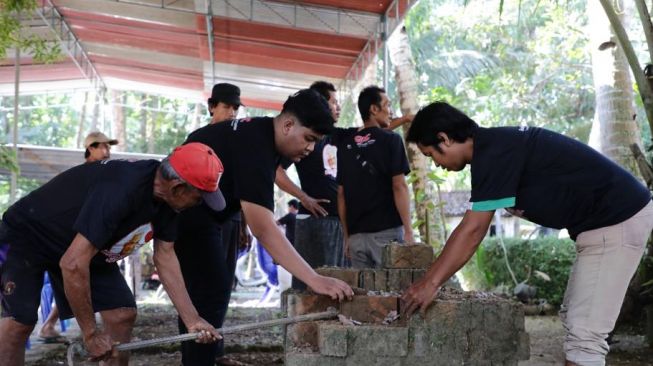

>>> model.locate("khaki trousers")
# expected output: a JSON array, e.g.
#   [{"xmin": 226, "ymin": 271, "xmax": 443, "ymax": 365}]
[{"xmin": 561, "ymin": 201, "xmax": 653, "ymax": 365}]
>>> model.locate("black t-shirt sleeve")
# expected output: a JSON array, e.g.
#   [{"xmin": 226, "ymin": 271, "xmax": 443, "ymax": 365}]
[
  {"xmin": 388, "ymin": 133, "xmax": 411, "ymax": 177},
  {"xmin": 73, "ymin": 179, "xmax": 134, "ymax": 250},
  {"xmin": 278, "ymin": 213, "xmax": 291, "ymax": 225},
  {"xmin": 152, "ymin": 208, "xmax": 178, "ymax": 242},
  {"xmin": 470, "ymin": 130, "xmax": 528, "ymax": 211}
]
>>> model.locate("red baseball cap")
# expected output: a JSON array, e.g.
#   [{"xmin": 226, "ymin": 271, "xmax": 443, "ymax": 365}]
[{"xmin": 169, "ymin": 142, "xmax": 225, "ymax": 211}]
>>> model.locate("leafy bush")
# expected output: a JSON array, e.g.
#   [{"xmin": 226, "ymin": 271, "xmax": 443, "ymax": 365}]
[{"xmin": 460, "ymin": 237, "xmax": 576, "ymax": 305}]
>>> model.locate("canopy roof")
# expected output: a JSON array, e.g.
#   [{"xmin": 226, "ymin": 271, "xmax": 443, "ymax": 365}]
[{"xmin": 1, "ymin": 0, "xmax": 417, "ymax": 110}]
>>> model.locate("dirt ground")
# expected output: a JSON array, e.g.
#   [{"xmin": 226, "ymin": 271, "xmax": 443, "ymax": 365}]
[{"xmin": 31, "ymin": 304, "xmax": 653, "ymax": 365}]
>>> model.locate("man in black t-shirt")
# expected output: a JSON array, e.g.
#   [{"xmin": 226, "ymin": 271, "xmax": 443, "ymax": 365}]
[
  {"xmin": 337, "ymin": 86, "xmax": 414, "ymax": 268},
  {"xmin": 0, "ymin": 143, "xmax": 223, "ymax": 365},
  {"xmin": 277, "ymin": 199, "xmax": 299, "ymax": 245},
  {"xmin": 174, "ymin": 83, "xmax": 244, "ymax": 366},
  {"xmin": 276, "ymin": 82, "xmax": 415, "ymax": 287},
  {"xmin": 402, "ymin": 102, "xmax": 653, "ymax": 365},
  {"xmin": 179, "ymin": 89, "xmax": 354, "ymax": 365}
]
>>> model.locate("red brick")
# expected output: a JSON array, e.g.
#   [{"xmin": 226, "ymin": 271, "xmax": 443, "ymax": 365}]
[
  {"xmin": 286, "ymin": 321, "xmax": 319, "ymax": 351},
  {"xmin": 386, "ymin": 269, "xmax": 413, "ymax": 291},
  {"xmin": 285, "ymin": 292, "xmax": 340, "ymax": 317},
  {"xmin": 359, "ymin": 270, "xmax": 375, "ymax": 291},
  {"xmin": 340, "ymin": 295, "xmax": 399, "ymax": 324},
  {"xmin": 382, "ymin": 244, "xmax": 434, "ymax": 269},
  {"xmin": 316, "ymin": 267, "xmax": 361, "ymax": 288}
]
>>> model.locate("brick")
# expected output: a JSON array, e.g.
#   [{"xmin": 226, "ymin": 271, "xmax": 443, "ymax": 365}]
[
  {"xmin": 381, "ymin": 244, "xmax": 434, "ymax": 269},
  {"xmin": 374, "ymin": 269, "xmax": 388, "ymax": 291},
  {"xmin": 316, "ymin": 267, "xmax": 360, "ymax": 288},
  {"xmin": 372, "ymin": 357, "xmax": 402, "ymax": 366},
  {"xmin": 386, "ymin": 269, "xmax": 413, "ymax": 291},
  {"xmin": 340, "ymin": 295, "xmax": 398, "ymax": 324},
  {"xmin": 286, "ymin": 321, "xmax": 319, "ymax": 351},
  {"xmin": 285, "ymin": 352, "xmax": 346, "ymax": 366},
  {"xmin": 347, "ymin": 325, "xmax": 408, "ymax": 356},
  {"xmin": 359, "ymin": 270, "xmax": 375, "ymax": 291},
  {"xmin": 411, "ymin": 269, "xmax": 426, "ymax": 283},
  {"xmin": 285, "ymin": 292, "xmax": 340, "ymax": 317},
  {"xmin": 516, "ymin": 331, "xmax": 530, "ymax": 361},
  {"xmin": 318, "ymin": 323, "xmax": 348, "ymax": 357}
]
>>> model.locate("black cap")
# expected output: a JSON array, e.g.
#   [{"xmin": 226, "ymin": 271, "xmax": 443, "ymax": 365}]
[{"xmin": 208, "ymin": 83, "xmax": 242, "ymax": 107}]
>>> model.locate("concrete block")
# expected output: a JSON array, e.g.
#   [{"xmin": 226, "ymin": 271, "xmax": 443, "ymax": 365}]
[
  {"xmin": 387, "ymin": 269, "xmax": 413, "ymax": 291},
  {"xmin": 382, "ymin": 244, "xmax": 434, "ymax": 269},
  {"xmin": 360, "ymin": 269, "xmax": 375, "ymax": 291},
  {"xmin": 318, "ymin": 323, "xmax": 348, "ymax": 357},
  {"xmin": 340, "ymin": 295, "xmax": 398, "ymax": 323},
  {"xmin": 516, "ymin": 331, "xmax": 530, "ymax": 360},
  {"xmin": 285, "ymin": 292, "xmax": 340, "ymax": 317},
  {"xmin": 286, "ymin": 321, "xmax": 319, "ymax": 351},
  {"xmin": 373, "ymin": 357, "xmax": 403, "ymax": 366},
  {"xmin": 285, "ymin": 352, "xmax": 346, "ymax": 366},
  {"xmin": 316, "ymin": 267, "xmax": 361, "ymax": 288},
  {"xmin": 347, "ymin": 325, "xmax": 409, "ymax": 356}
]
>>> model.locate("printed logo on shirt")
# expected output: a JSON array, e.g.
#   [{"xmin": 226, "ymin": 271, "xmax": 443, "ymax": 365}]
[
  {"xmin": 355, "ymin": 133, "xmax": 375, "ymax": 147},
  {"xmin": 322, "ymin": 144, "xmax": 337, "ymax": 178},
  {"xmin": 518, "ymin": 125, "xmax": 529, "ymax": 132},
  {"xmin": 101, "ymin": 223, "xmax": 154, "ymax": 263}
]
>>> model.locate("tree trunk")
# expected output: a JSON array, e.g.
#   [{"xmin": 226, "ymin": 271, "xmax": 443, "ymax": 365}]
[
  {"xmin": 588, "ymin": 1, "xmax": 642, "ymax": 177},
  {"xmin": 147, "ymin": 97, "xmax": 156, "ymax": 154},
  {"xmin": 388, "ymin": 26, "xmax": 445, "ymax": 250},
  {"xmin": 191, "ymin": 102, "xmax": 201, "ymax": 131},
  {"xmin": 111, "ymin": 90, "xmax": 126, "ymax": 152},
  {"xmin": 139, "ymin": 93, "xmax": 148, "ymax": 153},
  {"xmin": 76, "ymin": 92, "xmax": 89, "ymax": 148}
]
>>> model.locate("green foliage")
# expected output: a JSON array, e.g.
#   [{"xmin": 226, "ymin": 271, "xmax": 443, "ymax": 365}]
[
  {"xmin": 404, "ymin": 0, "xmax": 593, "ymax": 140},
  {"xmin": 0, "ymin": 0, "xmax": 61, "ymax": 63},
  {"xmin": 461, "ymin": 237, "xmax": 576, "ymax": 305}
]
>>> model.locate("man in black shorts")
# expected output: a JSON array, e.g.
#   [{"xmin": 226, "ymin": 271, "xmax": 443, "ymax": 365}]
[{"xmin": 0, "ymin": 143, "xmax": 223, "ymax": 366}]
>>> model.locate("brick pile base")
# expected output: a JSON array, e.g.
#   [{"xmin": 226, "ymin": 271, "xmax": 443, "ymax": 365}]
[{"xmin": 282, "ymin": 244, "xmax": 530, "ymax": 365}]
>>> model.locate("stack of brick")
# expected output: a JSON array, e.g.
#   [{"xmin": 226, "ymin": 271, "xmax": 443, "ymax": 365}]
[
  {"xmin": 282, "ymin": 244, "xmax": 530, "ymax": 365},
  {"xmin": 283, "ymin": 289, "xmax": 530, "ymax": 365},
  {"xmin": 316, "ymin": 243, "xmax": 435, "ymax": 292}
]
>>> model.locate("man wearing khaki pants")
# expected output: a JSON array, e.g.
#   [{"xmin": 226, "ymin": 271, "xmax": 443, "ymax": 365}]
[{"xmin": 401, "ymin": 101, "xmax": 653, "ymax": 366}]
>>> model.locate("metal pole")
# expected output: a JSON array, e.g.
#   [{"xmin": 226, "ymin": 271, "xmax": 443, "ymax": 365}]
[
  {"xmin": 382, "ymin": 15, "xmax": 389, "ymax": 91},
  {"xmin": 206, "ymin": 0, "xmax": 215, "ymax": 85}
]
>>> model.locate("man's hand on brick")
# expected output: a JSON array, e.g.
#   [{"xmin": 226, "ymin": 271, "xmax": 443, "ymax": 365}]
[{"xmin": 401, "ymin": 276, "xmax": 440, "ymax": 318}]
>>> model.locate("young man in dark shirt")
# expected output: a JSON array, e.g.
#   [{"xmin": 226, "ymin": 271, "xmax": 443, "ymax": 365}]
[
  {"xmin": 0, "ymin": 143, "xmax": 224, "ymax": 365},
  {"xmin": 174, "ymin": 82, "xmax": 244, "ymax": 365},
  {"xmin": 402, "ymin": 102, "xmax": 653, "ymax": 366},
  {"xmin": 276, "ymin": 82, "xmax": 415, "ymax": 287},
  {"xmin": 177, "ymin": 88, "xmax": 354, "ymax": 366},
  {"xmin": 277, "ymin": 199, "xmax": 299, "ymax": 245},
  {"xmin": 337, "ymin": 86, "xmax": 414, "ymax": 268}
]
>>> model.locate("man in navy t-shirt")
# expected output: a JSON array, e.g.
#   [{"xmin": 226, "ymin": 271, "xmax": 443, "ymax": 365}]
[
  {"xmin": 0, "ymin": 143, "xmax": 224, "ymax": 365},
  {"xmin": 402, "ymin": 102, "xmax": 653, "ymax": 365},
  {"xmin": 337, "ymin": 86, "xmax": 414, "ymax": 268}
]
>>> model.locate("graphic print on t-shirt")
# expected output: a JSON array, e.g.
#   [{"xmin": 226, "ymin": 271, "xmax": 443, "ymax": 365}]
[
  {"xmin": 355, "ymin": 133, "xmax": 375, "ymax": 147},
  {"xmin": 101, "ymin": 223, "xmax": 154, "ymax": 263},
  {"xmin": 322, "ymin": 144, "xmax": 337, "ymax": 178}
]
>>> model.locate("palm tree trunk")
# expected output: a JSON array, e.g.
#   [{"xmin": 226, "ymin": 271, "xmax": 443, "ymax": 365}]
[
  {"xmin": 388, "ymin": 26, "xmax": 445, "ymax": 250},
  {"xmin": 588, "ymin": 1, "xmax": 642, "ymax": 177},
  {"xmin": 76, "ymin": 92, "xmax": 89, "ymax": 148}
]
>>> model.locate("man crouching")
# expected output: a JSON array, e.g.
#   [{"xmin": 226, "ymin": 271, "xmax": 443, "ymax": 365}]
[{"xmin": 0, "ymin": 143, "xmax": 224, "ymax": 365}]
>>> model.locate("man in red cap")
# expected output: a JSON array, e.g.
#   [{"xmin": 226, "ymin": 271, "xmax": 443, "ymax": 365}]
[{"xmin": 0, "ymin": 143, "xmax": 224, "ymax": 366}]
